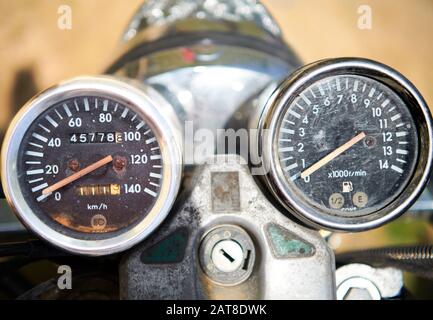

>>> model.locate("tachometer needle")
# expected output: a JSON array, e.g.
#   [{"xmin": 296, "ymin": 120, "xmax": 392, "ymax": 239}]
[
  {"xmin": 301, "ymin": 132, "xmax": 366, "ymax": 179},
  {"xmin": 42, "ymin": 155, "xmax": 113, "ymax": 195}
]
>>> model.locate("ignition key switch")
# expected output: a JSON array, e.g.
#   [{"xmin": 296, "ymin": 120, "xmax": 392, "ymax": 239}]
[{"xmin": 199, "ymin": 225, "xmax": 255, "ymax": 286}]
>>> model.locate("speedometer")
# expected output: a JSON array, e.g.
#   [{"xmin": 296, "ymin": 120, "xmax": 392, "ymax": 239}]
[
  {"xmin": 1, "ymin": 77, "xmax": 182, "ymax": 255},
  {"xmin": 255, "ymin": 58, "xmax": 433, "ymax": 231}
]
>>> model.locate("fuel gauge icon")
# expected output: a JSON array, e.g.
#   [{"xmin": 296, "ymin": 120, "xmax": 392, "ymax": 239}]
[{"xmin": 342, "ymin": 182, "xmax": 354, "ymax": 193}]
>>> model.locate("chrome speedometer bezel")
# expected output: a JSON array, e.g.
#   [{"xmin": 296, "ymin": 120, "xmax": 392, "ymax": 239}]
[
  {"xmin": 257, "ymin": 58, "xmax": 433, "ymax": 231},
  {"xmin": 1, "ymin": 76, "xmax": 183, "ymax": 255}
]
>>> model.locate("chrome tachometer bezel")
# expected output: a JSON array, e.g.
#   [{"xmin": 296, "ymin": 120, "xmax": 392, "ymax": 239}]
[
  {"xmin": 257, "ymin": 58, "xmax": 433, "ymax": 231},
  {"xmin": 1, "ymin": 76, "xmax": 183, "ymax": 255}
]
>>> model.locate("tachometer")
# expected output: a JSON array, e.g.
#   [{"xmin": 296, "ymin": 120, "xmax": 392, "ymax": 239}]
[
  {"xmin": 1, "ymin": 77, "xmax": 182, "ymax": 255},
  {"xmin": 255, "ymin": 58, "xmax": 433, "ymax": 231}
]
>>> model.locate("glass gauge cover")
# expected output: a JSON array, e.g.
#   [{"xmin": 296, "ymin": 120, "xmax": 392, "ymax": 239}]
[
  {"xmin": 2, "ymin": 77, "xmax": 182, "ymax": 255},
  {"xmin": 278, "ymin": 75, "xmax": 418, "ymax": 216},
  {"xmin": 258, "ymin": 58, "xmax": 433, "ymax": 231}
]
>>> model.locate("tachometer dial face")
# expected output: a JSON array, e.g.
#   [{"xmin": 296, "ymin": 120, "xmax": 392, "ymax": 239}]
[
  {"xmin": 18, "ymin": 96, "xmax": 162, "ymax": 237},
  {"xmin": 277, "ymin": 75, "xmax": 418, "ymax": 216},
  {"xmin": 2, "ymin": 77, "xmax": 182, "ymax": 255},
  {"xmin": 259, "ymin": 59, "xmax": 433, "ymax": 231}
]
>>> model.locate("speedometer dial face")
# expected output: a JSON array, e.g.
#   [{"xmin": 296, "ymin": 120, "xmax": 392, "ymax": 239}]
[
  {"xmin": 277, "ymin": 75, "xmax": 418, "ymax": 216},
  {"xmin": 17, "ymin": 96, "xmax": 163, "ymax": 238},
  {"xmin": 2, "ymin": 77, "xmax": 182, "ymax": 254}
]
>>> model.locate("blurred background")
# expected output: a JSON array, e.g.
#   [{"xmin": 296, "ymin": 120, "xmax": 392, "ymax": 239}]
[{"xmin": 0, "ymin": 0, "xmax": 433, "ymax": 298}]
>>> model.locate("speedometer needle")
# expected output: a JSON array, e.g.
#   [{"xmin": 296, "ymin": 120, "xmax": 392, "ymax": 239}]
[
  {"xmin": 42, "ymin": 155, "xmax": 113, "ymax": 195},
  {"xmin": 300, "ymin": 132, "xmax": 366, "ymax": 179}
]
